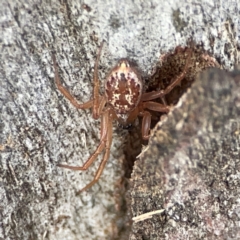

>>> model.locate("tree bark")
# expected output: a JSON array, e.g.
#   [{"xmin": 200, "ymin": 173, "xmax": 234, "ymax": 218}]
[
  {"xmin": 0, "ymin": 0, "xmax": 239, "ymax": 239},
  {"xmin": 130, "ymin": 67, "xmax": 240, "ymax": 239}
]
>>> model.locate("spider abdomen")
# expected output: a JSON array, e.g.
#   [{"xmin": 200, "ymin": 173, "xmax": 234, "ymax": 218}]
[{"xmin": 105, "ymin": 60, "xmax": 143, "ymax": 122}]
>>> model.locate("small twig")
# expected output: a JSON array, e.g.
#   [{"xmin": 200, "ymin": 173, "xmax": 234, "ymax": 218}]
[
  {"xmin": 136, "ymin": 145, "xmax": 149, "ymax": 158},
  {"xmin": 132, "ymin": 209, "xmax": 165, "ymax": 223}
]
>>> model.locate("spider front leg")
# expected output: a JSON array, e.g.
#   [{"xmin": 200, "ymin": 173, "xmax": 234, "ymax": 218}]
[
  {"xmin": 92, "ymin": 41, "xmax": 104, "ymax": 119},
  {"xmin": 52, "ymin": 41, "xmax": 104, "ymax": 118},
  {"xmin": 52, "ymin": 54, "xmax": 94, "ymax": 110}
]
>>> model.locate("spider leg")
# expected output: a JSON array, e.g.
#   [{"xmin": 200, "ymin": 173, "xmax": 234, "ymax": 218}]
[
  {"xmin": 141, "ymin": 49, "xmax": 192, "ymax": 101},
  {"xmin": 143, "ymin": 101, "xmax": 169, "ymax": 113},
  {"xmin": 160, "ymin": 48, "xmax": 192, "ymax": 96},
  {"xmin": 58, "ymin": 108, "xmax": 109, "ymax": 171},
  {"xmin": 52, "ymin": 54, "xmax": 94, "ymax": 109},
  {"xmin": 139, "ymin": 101, "xmax": 170, "ymax": 140},
  {"xmin": 126, "ymin": 107, "xmax": 139, "ymax": 124},
  {"xmin": 76, "ymin": 109, "xmax": 113, "ymax": 194},
  {"xmin": 141, "ymin": 111, "xmax": 151, "ymax": 140},
  {"xmin": 92, "ymin": 41, "xmax": 104, "ymax": 119}
]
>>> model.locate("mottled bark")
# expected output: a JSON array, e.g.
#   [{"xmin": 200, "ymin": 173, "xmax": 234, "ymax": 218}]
[
  {"xmin": 0, "ymin": 0, "xmax": 239, "ymax": 239},
  {"xmin": 130, "ymin": 68, "xmax": 240, "ymax": 239}
]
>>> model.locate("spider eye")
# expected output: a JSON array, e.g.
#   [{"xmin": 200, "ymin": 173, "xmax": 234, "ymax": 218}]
[{"xmin": 118, "ymin": 60, "xmax": 130, "ymax": 68}]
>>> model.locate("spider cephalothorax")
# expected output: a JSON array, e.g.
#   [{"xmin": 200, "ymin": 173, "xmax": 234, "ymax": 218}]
[
  {"xmin": 52, "ymin": 42, "xmax": 191, "ymax": 193},
  {"xmin": 105, "ymin": 59, "xmax": 143, "ymax": 124}
]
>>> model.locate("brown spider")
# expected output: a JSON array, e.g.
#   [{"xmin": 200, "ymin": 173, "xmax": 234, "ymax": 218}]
[{"xmin": 52, "ymin": 42, "xmax": 191, "ymax": 194}]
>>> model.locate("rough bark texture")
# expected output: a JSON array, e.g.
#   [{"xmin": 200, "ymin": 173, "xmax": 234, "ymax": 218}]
[
  {"xmin": 130, "ymin": 67, "xmax": 240, "ymax": 240},
  {"xmin": 0, "ymin": 0, "xmax": 239, "ymax": 240}
]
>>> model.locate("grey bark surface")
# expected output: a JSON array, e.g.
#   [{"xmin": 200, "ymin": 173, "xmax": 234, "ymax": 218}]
[{"xmin": 0, "ymin": 0, "xmax": 239, "ymax": 240}]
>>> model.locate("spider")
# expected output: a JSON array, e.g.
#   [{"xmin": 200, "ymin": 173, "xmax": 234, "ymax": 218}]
[{"xmin": 52, "ymin": 42, "xmax": 191, "ymax": 194}]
